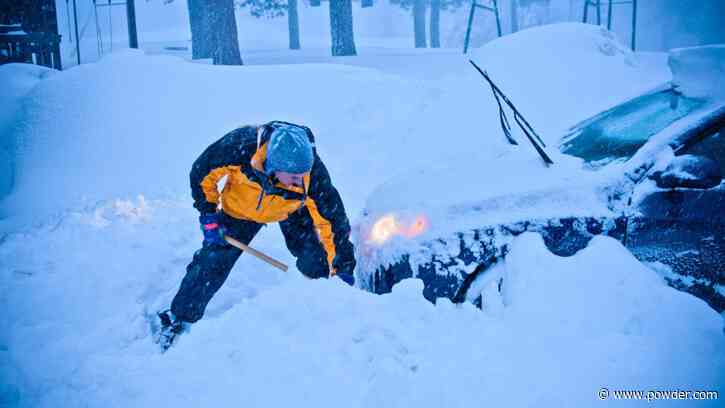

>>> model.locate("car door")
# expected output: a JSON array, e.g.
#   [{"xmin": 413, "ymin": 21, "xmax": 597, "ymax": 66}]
[{"xmin": 626, "ymin": 124, "xmax": 725, "ymax": 312}]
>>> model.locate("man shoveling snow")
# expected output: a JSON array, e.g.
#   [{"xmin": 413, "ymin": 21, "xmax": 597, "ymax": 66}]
[{"xmin": 157, "ymin": 121, "xmax": 356, "ymax": 350}]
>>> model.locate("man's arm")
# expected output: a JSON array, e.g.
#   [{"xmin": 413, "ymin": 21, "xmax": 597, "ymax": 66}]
[
  {"xmin": 190, "ymin": 127, "xmax": 256, "ymax": 214},
  {"xmin": 305, "ymin": 154, "xmax": 356, "ymax": 275}
]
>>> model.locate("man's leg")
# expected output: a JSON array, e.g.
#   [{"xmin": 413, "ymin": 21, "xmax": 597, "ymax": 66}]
[
  {"xmin": 279, "ymin": 207, "xmax": 330, "ymax": 279},
  {"xmin": 171, "ymin": 213, "xmax": 263, "ymax": 323}
]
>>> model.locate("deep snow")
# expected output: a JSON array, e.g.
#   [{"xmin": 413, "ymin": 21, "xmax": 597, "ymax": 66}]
[
  {"xmin": 1, "ymin": 23, "xmax": 723, "ymax": 407},
  {"xmin": 2, "ymin": 203, "xmax": 723, "ymax": 406}
]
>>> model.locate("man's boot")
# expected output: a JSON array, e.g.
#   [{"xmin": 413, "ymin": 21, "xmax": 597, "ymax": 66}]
[{"xmin": 156, "ymin": 309, "xmax": 185, "ymax": 352}]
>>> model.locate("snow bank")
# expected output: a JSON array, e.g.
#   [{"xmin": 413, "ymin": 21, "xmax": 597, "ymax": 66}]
[
  {"xmin": 0, "ymin": 64, "xmax": 55, "ymax": 199},
  {"xmin": 669, "ymin": 45, "xmax": 725, "ymax": 101},
  {"xmin": 2, "ymin": 206, "xmax": 722, "ymax": 407},
  {"xmin": 0, "ymin": 64, "xmax": 52, "ymax": 131}
]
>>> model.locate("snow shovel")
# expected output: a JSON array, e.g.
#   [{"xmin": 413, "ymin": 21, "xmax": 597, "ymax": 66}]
[{"xmin": 224, "ymin": 235, "xmax": 288, "ymax": 272}]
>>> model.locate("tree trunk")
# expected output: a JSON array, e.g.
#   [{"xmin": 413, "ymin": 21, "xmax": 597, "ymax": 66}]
[
  {"xmin": 413, "ymin": 0, "xmax": 427, "ymax": 48},
  {"xmin": 187, "ymin": 0, "xmax": 213, "ymax": 59},
  {"xmin": 209, "ymin": 0, "xmax": 243, "ymax": 65},
  {"xmin": 429, "ymin": 0, "xmax": 440, "ymax": 48},
  {"xmin": 510, "ymin": 0, "xmax": 519, "ymax": 33},
  {"xmin": 288, "ymin": 0, "xmax": 300, "ymax": 49},
  {"xmin": 329, "ymin": 0, "xmax": 357, "ymax": 56}
]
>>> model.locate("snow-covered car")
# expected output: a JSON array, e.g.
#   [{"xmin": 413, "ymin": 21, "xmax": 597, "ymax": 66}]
[{"xmin": 353, "ymin": 46, "xmax": 725, "ymax": 312}]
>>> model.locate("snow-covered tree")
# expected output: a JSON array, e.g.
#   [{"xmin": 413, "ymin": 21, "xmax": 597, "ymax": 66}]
[{"xmin": 430, "ymin": 0, "xmax": 440, "ymax": 47}]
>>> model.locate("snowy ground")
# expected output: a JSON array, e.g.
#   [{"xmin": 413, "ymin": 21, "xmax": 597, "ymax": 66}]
[{"xmin": 1, "ymin": 24, "xmax": 723, "ymax": 407}]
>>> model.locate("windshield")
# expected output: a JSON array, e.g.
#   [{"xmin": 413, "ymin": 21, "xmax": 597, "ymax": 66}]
[{"xmin": 560, "ymin": 89, "xmax": 704, "ymax": 168}]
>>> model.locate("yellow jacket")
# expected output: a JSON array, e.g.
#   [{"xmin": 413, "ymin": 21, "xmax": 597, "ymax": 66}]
[{"xmin": 190, "ymin": 123, "xmax": 352, "ymax": 269}]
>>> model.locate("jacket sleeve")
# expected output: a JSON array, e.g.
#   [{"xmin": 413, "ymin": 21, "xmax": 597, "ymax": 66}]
[
  {"xmin": 305, "ymin": 153, "xmax": 355, "ymax": 268},
  {"xmin": 190, "ymin": 128, "xmax": 254, "ymax": 214}
]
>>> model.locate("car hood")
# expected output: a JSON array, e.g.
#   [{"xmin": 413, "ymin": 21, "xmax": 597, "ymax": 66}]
[{"xmin": 357, "ymin": 150, "xmax": 617, "ymax": 248}]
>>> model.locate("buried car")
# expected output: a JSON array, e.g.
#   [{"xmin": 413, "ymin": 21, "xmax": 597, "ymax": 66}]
[{"xmin": 353, "ymin": 47, "xmax": 725, "ymax": 312}]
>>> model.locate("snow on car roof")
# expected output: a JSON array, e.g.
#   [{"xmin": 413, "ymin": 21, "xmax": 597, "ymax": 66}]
[{"xmin": 361, "ymin": 23, "xmax": 671, "ymax": 236}]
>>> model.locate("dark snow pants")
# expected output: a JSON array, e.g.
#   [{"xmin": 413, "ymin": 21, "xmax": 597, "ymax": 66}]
[{"xmin": 170, "ymin": 209, "xmax": 330, "ymax": 323}]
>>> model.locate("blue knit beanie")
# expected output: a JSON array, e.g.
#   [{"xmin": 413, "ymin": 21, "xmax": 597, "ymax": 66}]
[{"xmin": 265, "ymin": 124, "xmax": 314, "ymax": 175}]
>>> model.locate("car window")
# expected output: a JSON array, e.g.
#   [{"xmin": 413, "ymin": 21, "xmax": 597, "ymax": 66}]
[
  {"xmin": 560, "ymin": 89, "xmax": 704, "ymax": 168},
  {"xmin": 677, "ymin": 126, "xmax": 725, "ymax": 176}
]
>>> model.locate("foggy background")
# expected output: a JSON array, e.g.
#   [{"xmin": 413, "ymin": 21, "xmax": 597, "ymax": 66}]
[{"xmin": 53, "ymin": 0, "xmax": 725, "ymax": 66}]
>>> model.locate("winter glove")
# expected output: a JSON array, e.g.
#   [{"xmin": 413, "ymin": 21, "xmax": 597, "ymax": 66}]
[
  {"xmin": 199, "ymin": 213, "xmax": 226, "ymax": 246},
  {"xmin": 332, "ymin": 248, "xmax": 356, "ymax": 286}
]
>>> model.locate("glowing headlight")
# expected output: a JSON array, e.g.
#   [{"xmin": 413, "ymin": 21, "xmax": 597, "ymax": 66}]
[
  {"xmin": 403, "ymin": 216, "xmax": 428, "ymax": 238},
  {"xmin": 369, "ymin": 214, "xmax": 399, "ymax": 245},
  {"xmin": 367, "ymin": 214, "xmax": 429, "ymax": 245}
]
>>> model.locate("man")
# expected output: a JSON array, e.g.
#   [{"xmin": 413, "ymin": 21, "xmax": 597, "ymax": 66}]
[{"xmin": 157, "ymin": 121, "xmax": 356, "ymax": 348}]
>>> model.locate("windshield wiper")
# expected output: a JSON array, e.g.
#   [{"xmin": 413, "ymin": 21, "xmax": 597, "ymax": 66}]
[{"xmin": 469, "ymin": 60, "xmax": 554, "ymax": 166}]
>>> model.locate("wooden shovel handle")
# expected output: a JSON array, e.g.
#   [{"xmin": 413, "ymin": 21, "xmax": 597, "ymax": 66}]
[{"xmin": 224, "ymin": 235, "xmax": 289, "ymax": 272}]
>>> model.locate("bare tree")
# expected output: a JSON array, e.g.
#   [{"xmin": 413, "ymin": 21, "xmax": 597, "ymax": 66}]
[
  {"xmin": 288, "ymin": 0, "xmax": 300, "ymax": 49},
  {"xmin": 329, "ymin": 0, "xmax": 357, "ymax": 56},
  {"xmin": 210, "ymin": 0, "xmax": 243, "ymax": 64},
  {"xmin": 429, "ymin": 0, "xmax": 440, "ymax": 48},
  {"xmin": 413, "ymin": 0, "xmax": 427, "ymax": 47},
  {"xmin": 187, "ymin": 0, "xmax": 214, "ymax": 59},
  {"xmin": 184, "ymin": 0, "xmax": 242, "ymax": 64}
]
